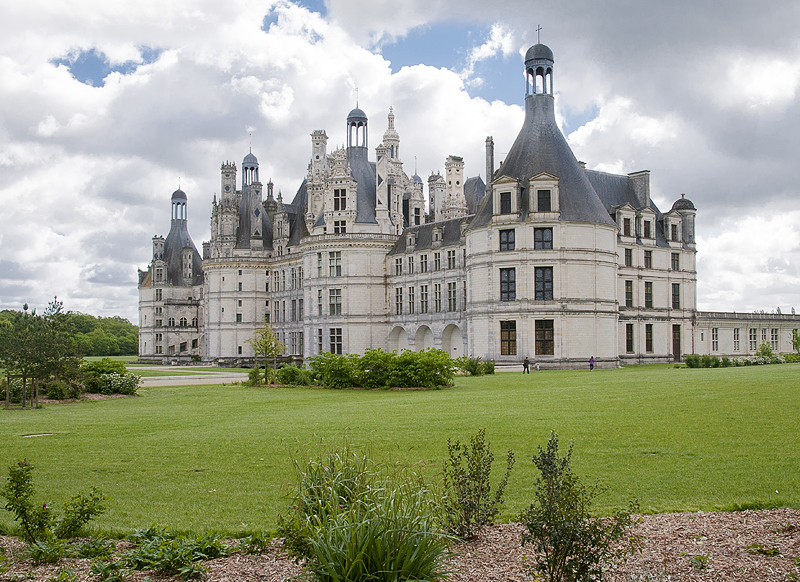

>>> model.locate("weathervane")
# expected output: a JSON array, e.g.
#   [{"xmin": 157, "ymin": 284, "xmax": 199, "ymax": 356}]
[{"xmin": 536, "ymin": 24, "xmax": 542, "ymax": 43}]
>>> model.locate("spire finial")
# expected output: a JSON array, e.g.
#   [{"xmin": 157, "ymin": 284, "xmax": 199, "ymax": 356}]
[
  {"xmin": 249, "ymin": 133, "xmax": 252, "ymax": 153},
  {"xmin": 355, "ymin": 87, "xmax": 359, "ymax": 108},
  {"xmin": 536, "ymin": 24, "xmax": 542, "ymax": 44},
  {"xmin": 414, "ymin": 156, "xmax": 417, "ymax": 175}
]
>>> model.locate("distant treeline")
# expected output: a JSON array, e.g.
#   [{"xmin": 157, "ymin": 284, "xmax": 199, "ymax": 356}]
[{"xmin": 0, "ymin": 309, "xmax": 138, "ymax": 356}]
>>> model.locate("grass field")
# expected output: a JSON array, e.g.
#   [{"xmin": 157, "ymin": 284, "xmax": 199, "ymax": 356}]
[{"xmin": 1, "ymin": 364, "xmax": 798, "ymax": 535}]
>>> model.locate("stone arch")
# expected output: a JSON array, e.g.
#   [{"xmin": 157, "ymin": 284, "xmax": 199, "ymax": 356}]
[
  {"xmin": 388, "ymin": 326, "xmax": 409, "ymax": 352},
  {"xmin": 414, "ymin": 325, "xmax": 434, "ymax": 351},
  {"xmin": 441, "ymin": 324, "xmax": 463, "ymax": 358}
]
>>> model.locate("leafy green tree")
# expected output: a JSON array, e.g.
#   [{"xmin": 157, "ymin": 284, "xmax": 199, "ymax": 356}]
[
  {"xmin": 792, "ymin": 330, "xmax": 800, "ymax": 355},
  {"xmin": 246, "ymin": 324, "xmax": 285, "ymax": 384},
  {"xmin": 0, "ymin": 304, "xmax": 42, "ymax": 404}
]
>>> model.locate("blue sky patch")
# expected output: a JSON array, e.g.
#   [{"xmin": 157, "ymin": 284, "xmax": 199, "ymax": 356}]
[
  {"xmin": 562, "ymin": 103, "xmax": 600, "ymax": 132},
  {"xmin": 51, "ymin": 47, "xmax": 162, "ymax": 87}
]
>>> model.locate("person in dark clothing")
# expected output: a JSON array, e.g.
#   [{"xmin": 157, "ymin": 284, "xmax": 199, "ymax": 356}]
[
  {"xmin": 523, "ymin": 357, "xmax": 530, "ymax": 373},
  {"xmin": 589, "ymin": 356, "xmax": 595, "ymax": 371}
]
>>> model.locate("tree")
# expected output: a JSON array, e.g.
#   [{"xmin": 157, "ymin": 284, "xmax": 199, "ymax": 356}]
[
  {"xmin": 246, "ymin": 324, "xmax": 285, "ymax": 384},
  {"xmin": 793, "ymin": 330, "xmax": 800, "ymax": 355},
  {"xmin": 0, "ymin": 305, "xmax": 43, "ymax": 406}
]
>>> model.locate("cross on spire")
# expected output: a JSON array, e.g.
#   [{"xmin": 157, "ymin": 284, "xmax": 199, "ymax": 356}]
[{"xmin": 536, "ymin": 24, "xmax": 542, "ymax": 44}]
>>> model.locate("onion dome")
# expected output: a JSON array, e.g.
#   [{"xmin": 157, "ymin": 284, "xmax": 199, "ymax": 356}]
[
  {"xmin": 525, "ymin": 43, "xmax": 554, "ymax": 65},
  {"xmin": 171, "ymin": 188, "xmax": 187, "ymax": 200},
  {"xmin": 672, "ymin": 193, "xmax": 696, "ymax": 211},
  {"xmin": 243, "ymin": 151, "xmax": 259, "ymax": 166}
]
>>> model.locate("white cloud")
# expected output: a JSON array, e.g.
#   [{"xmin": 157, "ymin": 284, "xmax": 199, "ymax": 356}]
[
  {"xmin": 460, "ymin": 23, "xmax": 517, "ymax": 85},
  {"xmin": 707, "ymin": 51, "xmax": 800, "ymax": 110}
]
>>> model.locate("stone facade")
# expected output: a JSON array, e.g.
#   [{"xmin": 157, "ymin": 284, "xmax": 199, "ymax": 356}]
[{"xmin": 138, "ymin": 43, "xmax": 800, "ymax": 367}]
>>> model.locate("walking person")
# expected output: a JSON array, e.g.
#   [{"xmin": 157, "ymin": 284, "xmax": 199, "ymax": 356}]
[
  {"xmin": 589, "ymin": 356, "xmax": 595, "ymax": 371},
  {"xmin": 523, "ymin": 356, "xmax": 530, "ymax": 373}
]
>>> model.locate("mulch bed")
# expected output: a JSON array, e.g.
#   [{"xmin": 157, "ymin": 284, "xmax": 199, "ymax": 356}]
[{"xmin": 2, "ymin": 509, "xmax": 798, "ymax": 581}]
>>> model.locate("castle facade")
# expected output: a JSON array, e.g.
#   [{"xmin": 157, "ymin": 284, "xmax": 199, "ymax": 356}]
[{"xmin": 138, "ymin": 44, "xmax": 799, "ymax": 367}]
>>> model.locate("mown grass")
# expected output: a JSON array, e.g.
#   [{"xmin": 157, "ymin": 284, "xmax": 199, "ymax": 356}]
[{"xmin": 0, "ymin": 364, "xmax": 798, "ymax": 535}]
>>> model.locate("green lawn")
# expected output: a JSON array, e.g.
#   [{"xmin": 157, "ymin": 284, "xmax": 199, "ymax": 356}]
[{"xmin": 1, "ymin": 364, "xmax": 798, "ymax": 535}]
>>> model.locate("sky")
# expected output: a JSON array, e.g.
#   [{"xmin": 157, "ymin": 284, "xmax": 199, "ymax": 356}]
[{"xmin": 1, "ymin": 0, "xmax": 799, "ymax": 324}]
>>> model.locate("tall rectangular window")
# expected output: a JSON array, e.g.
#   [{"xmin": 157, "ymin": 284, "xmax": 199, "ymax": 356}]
[
  {"xmin": 236, "ymin": 313, "xmax": 242, "ymax": 323},
  {"xmin": 645, "ymin": 324, "xmax": 653, "ymax": 353},
  {"xmin": 395, "ymin": 257, "xmax": 403, "ymax": 276},
  {"xmin": 329, "ymin": 251, "xmax": 342, "ymax": 277},
  {"xmin": 420, "ymin": 285, "xmax": 429, "ymax": 313},
  {"xmin": 317, "ymin": 328, "xmax": 323, "ymax": 353},
  {"xmin": 771, "ymin": 328, "xmax": 779, "ymax": 351},
  {"xmin": 624, "ymin": 248, "xmax": 632, "ymax": 267},
  {"xmin": 500, "ymin": 268, "xmax": 516, "ymax": 301},
  {"xmin": 334, "ymin": 220, "xmax": 346, "ymax": 234},
  {"xmin": 643, "ymin": 220, "xmax": 651, "ymax": 239},
  {"xmin": 644, "ymin": 250, "xmax": 653, "ymax": 269},
  {"xmin": 329, "ymin": 328, "xmax": 342, "ymax": 355},
  {"xmin": 317, "ymin": 289, "xmax": 323, "ymax": 316},
  {"xmin": 274, "ymin": 271, "xmax": 280, "ymax": 290},
  {"xmin": 500, "ymin": 229, "xmax": 515, "ymax": 251},
  {"xmin": 299, "ymin": 299, "xmax": 304, "ymax": 320},
  {"xmin": 447, "ymin": 249, "xmax": 456, "ymax": 269},
  {"xmin": 281, "ymin": 270, "xmax": 286, "ymax": 290},
  {"xmin": 434, "ymin": 252, "xmax": 441, "ymax": 270},
  {"xmin": 333, "ymin": 188, "xmax": 346, "ymax": 211},
  {"xmin": 500, "ymin": 191, "xmax": 511, "ymax": 214},
  {"xmin": 625, "ymin": 280, "xmax": 633, "ymax": 307},
  {"xmin": 749, "ymin": 328, "xmax": 758, "ymax": 351},
  {"xmin": 671, "ymin": 223, "xmax": 679, "ymax": 241},
  {"xmin": 762, "ymin": 328, "xmax": 767, "ymax": 344},
  {"xmin": 535, "ymin": 267, "xmax": 553, "ymax": 300},
  {"xmin": 626, "ymin": 324, "xmax": 634, "ymax": 353},
  {"xmin": 408, "ymin": 256, "xmax": 414, "ymax": 274},
  {"xmin": 711, "ymin": 328, "xmax": 719, "ymax": 352},
  {"xmin": 291, "ymin": 268, "xmax": 297, "ymax": 289},
  {"xmin": 434, "ymin": 284, "xmax": 442, "ymax": 312},
  {"xmin": 672, "ymin": 283, "xmax": 680, "ymax": 309},
  {"xmin": 395, "ymin": 287, "xmax": 403, "ymax": 315},
  {"xmin": 408, "ymin": 287, "xmax": 415, "ymax": 314},
  {"xmin": 420, "ymin": 254, "xmax": 428, "ymax": 272},
  {"xmin": 733, "ymin": 328, "xmax": 740, "ymax": 351},
  {"xmin": 536, "ymin": 320, "xmax": 554, "ymax": 355},
  {"xmin": 534, "ymin": 228, "xmax": 553, "ymax": 249},
  {"xmin": 671, "ymin": 253, "xmax": 680, "ymax": 270},
  {"xmin": 447, "ymin": 282, "xmax": 457, "ymax": 311},
  {"xmin": 537, "ymin": 189, "xmax": 551, "ymax": 212},
  {"xmin": 329, "ymin": 288, "xmax": 342, "ymax": 315},
  {"xmin": 623, "ymin": 218, "xmax": 631, "ymax": 236},
  {"xmin": 317, "ymin": 253, "xmax": 323, "ymax": 277},
  {"xmin": 645, "ymin": 282, "xmax": 653, "ymax": 308},
  {"xmin": 414, "ymin": 208, "xmax": 421, "ymax": 225},
  {"xmin": 155, "ymin": 288, "xmax": 162, "ymax": 301},
  {"xmin": 291, "ymin": 299, "xmax": 297, "ymax": 322},
  {"xmin": 500, "ymin": 321, "xmax": 517, "ymax": 356}
]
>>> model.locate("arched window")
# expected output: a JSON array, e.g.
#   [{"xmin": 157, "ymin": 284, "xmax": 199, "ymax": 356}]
[
  {"xmin": 168, "ymin": 317, "xmax": 175, "ymax": 327},
  {"xmin": 180, "ymin": 317, "xmax": 187, "ymax": 327}
]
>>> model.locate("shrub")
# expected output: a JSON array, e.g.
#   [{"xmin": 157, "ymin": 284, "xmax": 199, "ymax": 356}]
[
  {"xmin": 47, "ymin": 380, "xmax": 69, "ymax": 400},
  {"xmin": 519, "ymin": 432, "xmax": 640, "ymax": 582},
  {"xmin": 276, "ymin": 363, "xmax": 313, "ymax": 386},
  {"xmin": 28, "ymin": 537, "xmax": 68, "ymax": 564},
  {"xmin": 0, "ymin": 460, "xmax": 106, "ymax": 542},
  {"xmin": 279, "ymin": 447, "xmax": 451, "ymax": 582},
  {"xmin": 99, "ymin": 372, "xmax": 139, "ymax": 395},
  {"xmin": 455, "ymin": 355, "xmax": 485, "ymax": 376},
  {"xmin": 83, "ymin": 358, "xmax": 128, "ymax": 376},
  {"xmin": 481, "ymin": 359, "xmax": 496, "ymax": 375},
  {"xmin": 784, "ymin": 353, "xmax": 800, "ymax": 363},
  {"xmin": 308, "ymin": 352, "xmax": 359, "ymax": 389},
  {"xmin": 247, "ymin": 366, "xmax": 262, "ymax": 386},
  {"xmin": 684, "ymin": 354, "xmax": 701, "ymax": 368},
  {"xmin": 122, "ymin": 529, "xmax": 229, "ymax": 579},
  {"xmin": 357, "ymin": 348, "xmax": 395, "ymax": 389},
  {"xmin": 721, "ymin": 356, "xmax": 731, "ymax": 368},
  {"xmin": 441, "ymin": 428, "xmax": 514, "ymax": 539},
  {"xmin": 700, "ymin": 355, "xmax": 719, "ymax": 368},
  {"xmin": 391, "ymin": 349, "xmax": 455, "ymax": 389}
]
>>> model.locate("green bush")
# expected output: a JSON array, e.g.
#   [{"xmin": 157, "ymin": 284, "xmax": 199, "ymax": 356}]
[
  {"xmin": 481, "ymin": 359, "xmax": 496, "ymax": 375},
  {"xmin": 47, "ymin": 380, "xmax": 69, "ymax": 400},
  {"xmin": 357, "ymin": 348, "xmax": 395, "ymax": 389},
  {"xmin": 685, "ymin": 354, "xmax": 701, "ymax": 368},
  {"xmin": 519, "ymin": 432, "xmax": 640, "ymax": 582},
  {"xmin": 99, "ymin": 373, "xmax": 139, "ymax": 395},
  {"xmin": 0, "ymin": 460, "xmax": 106, "ymax": 542},
  {"xmin": 279, "ymin": 447, "xmax": 450, "ymax": 582},
  {"xmin": 455, "ymin": 355, "xmax": 485, "ymax": 376},
  {"xmin": 247, "ymin": 366, "xmax": 262, "ymax": 386},
  {"xmin": 308, "ymin": 352, "xmax": 359, "ymax": 389},
  {"xmin": 721, "ymin": 356, "xmax": 731, "ymax": 367},
  {"xmin": 784, "ymin": 353, "xmax": 800, "ymax": 363},
  {"xmin": 390, "ymin": 349, "xmax": 455, "ymax": 389},
  {"xmin": 28, "ymin": 538, "xmax": 68, "ymax": 565},
  {"xmin": 276, "ymin": 363, "xmax": 313, "ymax": 386},
  {"xmin": 123, "ymin": 528, "xmax": 229, "ymax": 579},
  {"xmin": 442, "ymin": 428, "xmax": 514, "ymax": 539},
  {"xmin": 83, "ymin": 358, "xmax": 128, "ymax": 376}
]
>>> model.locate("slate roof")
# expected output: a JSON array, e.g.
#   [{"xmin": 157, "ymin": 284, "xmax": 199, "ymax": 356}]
[
  {"xmin": 473, "ymin": 93, "xmax": 615, "ymax": 229},
  {"xmin": 287, "ymin": 180, "xmax": 310, "ymax": 246},
  {"xmin": 163, "ymin": 192, "xmax": 203, "ymax": 286},
  {"xmin": 347, "ymin": 146, "xmax": 378, "ymax": 224},
  {"xmin": 463, "ymin": 176, "xmax": 486, "ymax": 215},
  {"xmin": 388, "ymin": 216, "xmax": 466, "ymax": 255}
]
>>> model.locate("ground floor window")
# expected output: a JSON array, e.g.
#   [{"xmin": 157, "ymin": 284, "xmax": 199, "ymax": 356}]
[
  {"xmin": 500, "ymin": 321, "xmax": 516, "ymax": 356},
  {"xmin": 749, "ymin": 328, "xmax": 757, "ymax": 351},
  {"xmin": 329, "ymin": 328, "xmax": 342, "ymax": 354},
  {"xmin": 447, "ymin": 282, "xmax": 457, "ymax": 311},
  {"xmin": 645, "ymin": 324, "xmax": 653, "ymax": 353},
  {"xmin": 711, "ymin": 328, "xmax": 718, "ymax": 351},
  {"xmin": 626, "ymin": 324, "xmax": 634, "ymax": 353},
  {"xmin": 771, "ymin": 328, "xmax": 779, "ymax": 351},
  {"xmin": 317, "ymin": 328, "xmax": 323, "ymax": 354},
  {"xmin": 535, "ymin": 320, "xmax": 554, "ymax": 355},
  {"xmin": 733, "ymin": 328, "xmax": 740, "ymax": 351},
  {"xmin": 434, "ymin": 284, "xmax": 442, "ymax": 312}
]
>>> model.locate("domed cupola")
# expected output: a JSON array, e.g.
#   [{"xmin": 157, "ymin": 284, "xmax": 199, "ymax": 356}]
[
  {"xmin": 242, "ymin": 150, "xmax": 259, "ymax": 188},
  {"xmin": 525, "ymin": 43, "xmax": 554, "ymax": 96},
  {"xmin": 171, "ymin": 188, "xmax": 187, "ymax": 222},
  {"xmin": 164, "ymin": 188, "xmax": 203, "ymax": 286},
  {"xmin": 672, "ymin": 193, "xmax": 696, "ymax": 211},
  {"xmin": 347, "ymin": 106, "xmax": 368, "ymax": 149}
]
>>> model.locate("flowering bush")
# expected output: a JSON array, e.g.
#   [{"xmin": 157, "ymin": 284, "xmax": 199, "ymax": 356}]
[{"xmin": 99, "ymin": 372, "xmax": 140, "ymax": 395}]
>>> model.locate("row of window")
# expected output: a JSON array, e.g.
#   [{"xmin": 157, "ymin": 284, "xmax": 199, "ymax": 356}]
[
  {"xmin": 394, "ymin": 282, "xmax": 464, "ymax": 314},
  {"xmin": 395, "ymin": 249, "xmax": 459, "ymax": 276},
  {"xmin": 499, "ymin": 189, "xmax": 552, "ymax": 214},
  {"xmin": 499, "ymin": 320, "xmax": 554, "ymax": 356},
  {"xmin": 154, "ymin": 317, "xmax": 198, "ymax": 327},
  {"xmin": 269, "ymin": 298, "xmax": 305, "ymax": 323},
  {"xmin": 623, "ymin": 249, "xmax": 681, "ymax": 271},
  {"xmin": 499, "ymin": 228, "xmax": 553, "ymax": 251},
  {"xmin": 152, "ymin": 338, "xmax": 199, "ymax": 355},
  {"xmin": 705, "ymin": 328, "xmax": 792, "ymax": 352},
  {"xmin": 499, "ymin": 267, "xmax": 554, "ymax": 301},
  {"xmin": 624, "ymin": 281, "xmax": 681, "ymax": 309}
]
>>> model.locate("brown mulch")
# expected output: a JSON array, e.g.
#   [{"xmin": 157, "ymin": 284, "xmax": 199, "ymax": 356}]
[{"xmin": 2, "ymin": 509, "xmax": 798, "ymax": 581}]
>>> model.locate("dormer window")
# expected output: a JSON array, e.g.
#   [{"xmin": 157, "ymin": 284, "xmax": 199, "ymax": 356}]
[
  {"xmin": 492, "ymin": 176, "xmax": 521, "ymax": 217},
  {"xmin": 334, "ymin": 188, "xmax": 346, "ymax": 211},
  {"xmin": 500, "ymin": 192, "xmax": 512, "ymax": 214},
  {"xmin": 671, "ymin": 223, "xmax": 678, "ymax": 241},
  {"xmin": 433, "ymin": 228, "xmax": 441, "ymax": 242},
  {"xmin": 537, "ymin": 190, "xmax": 551, "ymax": 212},
  {"xmin": 643, "ymin": 220, "xmax": 651, "ymax": 239},
  {"xmin": 623, "ymin": 218, "xmax": 631, "ymax": 237}
]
